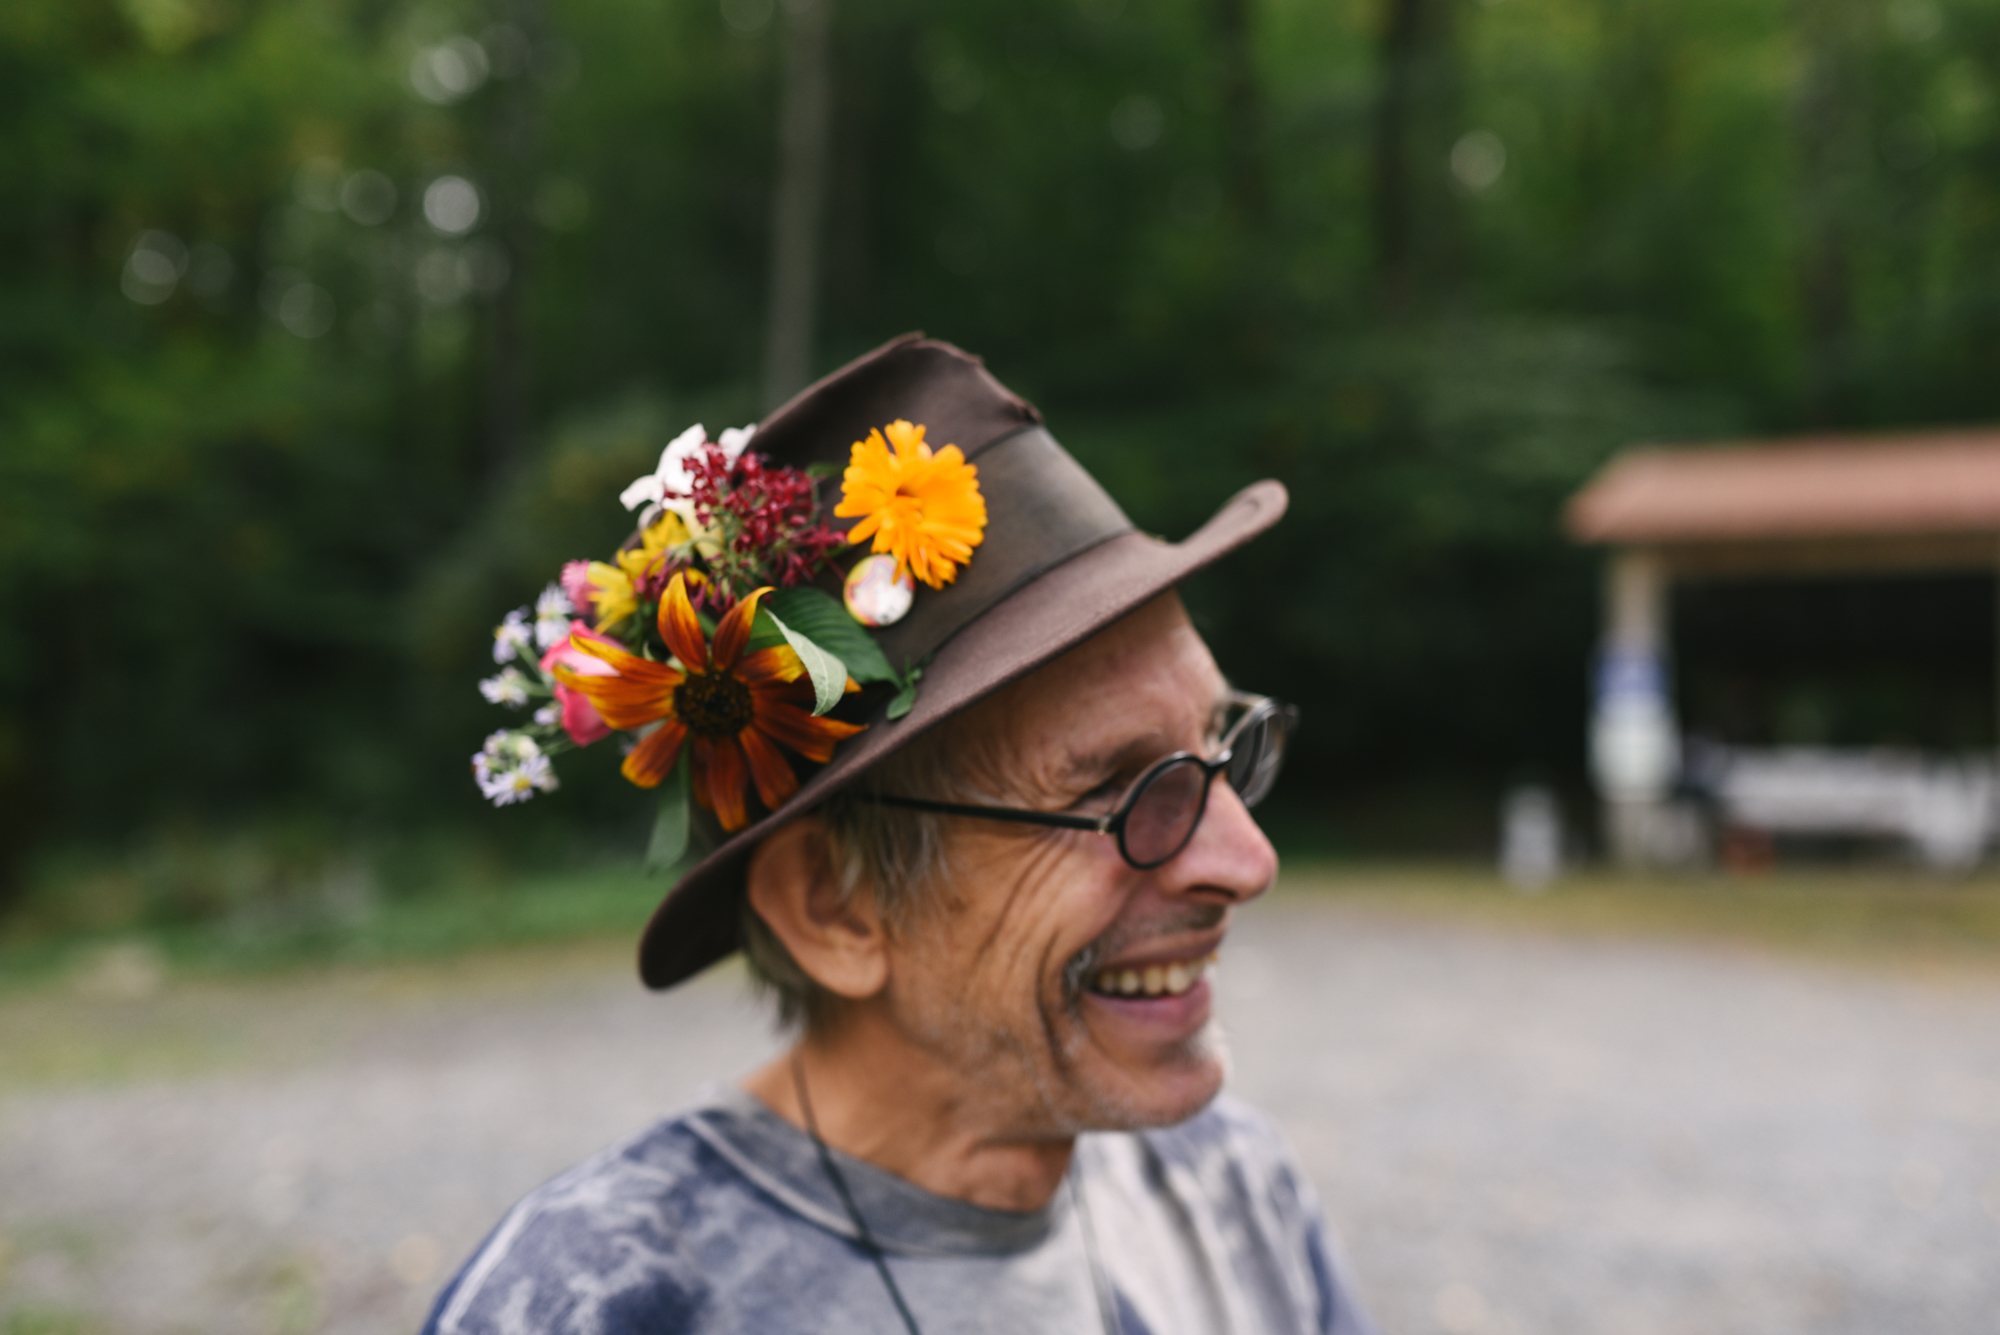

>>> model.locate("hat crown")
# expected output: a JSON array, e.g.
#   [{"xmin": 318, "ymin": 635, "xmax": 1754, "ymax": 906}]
[
  {"xmin": 755, "ymin": 334, "xmax": 1036, "ymax": 473},
  {"xmin": 757, "ymin": 336, "xmax": 1135, "ymax": 671}
]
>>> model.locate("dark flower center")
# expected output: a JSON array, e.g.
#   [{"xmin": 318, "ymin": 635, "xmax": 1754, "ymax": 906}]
[{"xmin": 675, "ymin": 670, "xmax": 754, "ymax": 738}]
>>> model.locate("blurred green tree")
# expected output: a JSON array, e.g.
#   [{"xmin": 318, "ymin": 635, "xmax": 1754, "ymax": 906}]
[{"xmin": 4, "ymin": 0, "xmax": 1998, "ymax": 913}]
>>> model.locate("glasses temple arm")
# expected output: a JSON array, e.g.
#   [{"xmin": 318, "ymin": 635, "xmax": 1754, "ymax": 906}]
[{"xmin": 863, "ymin": 794, "xmax": 1113, "ymax": 834}]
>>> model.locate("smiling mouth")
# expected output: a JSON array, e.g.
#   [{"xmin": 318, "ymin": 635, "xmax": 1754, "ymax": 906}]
[{"xmin": 1086, "ymin": 952, "xmax": 1218, "ymax": 1000}]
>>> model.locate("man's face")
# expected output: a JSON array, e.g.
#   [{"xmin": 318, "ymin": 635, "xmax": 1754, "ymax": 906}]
[{"xmin": 879, "ymin": 593, "xmax": 1278, "ymax": 1136}]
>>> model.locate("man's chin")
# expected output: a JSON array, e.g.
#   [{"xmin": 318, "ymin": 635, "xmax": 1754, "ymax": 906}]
[{"xmin": 1070, "ymin": 1019, "xmax": 1231, "ymax": 1132}]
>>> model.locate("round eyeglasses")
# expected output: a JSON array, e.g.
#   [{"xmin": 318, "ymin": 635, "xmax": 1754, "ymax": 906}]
[{"xmin": 862, "ymin": 692, "xmax": 1298, "ymax": 870}]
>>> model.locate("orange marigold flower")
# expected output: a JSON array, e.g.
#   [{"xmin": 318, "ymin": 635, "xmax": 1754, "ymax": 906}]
[
  {"xmin": 834, "ymin": 419, "xmax": 987, "ymax": 589},
  {"xmin": 551, "ymin": 572, "xmax": 864, "ymax": 832}
]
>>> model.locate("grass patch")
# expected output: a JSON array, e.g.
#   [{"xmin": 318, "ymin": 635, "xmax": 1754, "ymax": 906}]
[
  {"xmin": 1, "ymin": 1313, "xmax": 105, "ymax": 1335},
  {"xmin": 0, "ymin": 865, "xmax": 666, "ymax": 994},
  {"xmin": 1276, "ymin": 860, "xmax": 2000, "ymax": 967}
]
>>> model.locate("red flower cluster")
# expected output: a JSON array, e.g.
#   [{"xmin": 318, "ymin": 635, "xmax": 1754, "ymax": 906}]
[{"xmin": 684, "ymin": 444, "xmax": 846, "ymax": 603}]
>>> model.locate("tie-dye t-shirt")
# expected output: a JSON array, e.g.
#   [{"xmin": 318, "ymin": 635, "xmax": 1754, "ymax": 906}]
[{"xmin": 424, "ymin": 1086, "xmax": 1377, "ymax": 1335}]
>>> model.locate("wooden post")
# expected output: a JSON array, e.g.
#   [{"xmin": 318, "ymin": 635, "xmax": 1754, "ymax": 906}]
[
  {"xmin": 761, "ymin": 0, "xmax": 833, "ymax": 411},
  {"xmin": 1605, "ymin": 549, "xmax": 1667, "ymax": 660}
]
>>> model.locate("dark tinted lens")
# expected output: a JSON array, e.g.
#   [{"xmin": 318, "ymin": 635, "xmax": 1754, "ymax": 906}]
[
  {"xmin": 1121, "ymin": 758, "xmax": 1211, "ymax": 868},
  {"xmin": 1225, "ymin": 710, "xmax": 1288, "ymax": 808}
]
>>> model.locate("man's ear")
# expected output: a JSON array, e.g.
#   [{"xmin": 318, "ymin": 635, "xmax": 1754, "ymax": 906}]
[{"xmin": 745, "ymin": 816, "xmax": 890, "ymax": 1001}]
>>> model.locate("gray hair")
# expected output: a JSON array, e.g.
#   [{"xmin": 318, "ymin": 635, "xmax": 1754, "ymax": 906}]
[{"xmin": 740, "ymin": 718, "xmax": 984, "ymax": 1031}]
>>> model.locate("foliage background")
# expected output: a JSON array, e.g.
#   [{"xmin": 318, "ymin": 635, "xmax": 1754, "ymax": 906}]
[{"xmin": 3, "ymin": 0, "xmax": 1995, "ymax": 929}]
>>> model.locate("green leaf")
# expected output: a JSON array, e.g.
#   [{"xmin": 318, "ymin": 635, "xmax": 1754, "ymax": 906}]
[
  {"xmin": 885, "ymin": 657, "xmax": 927, "ymax": 721},
  {"xmin": 746, "ymin": 609, "xmax": 788, "ymax": 653},
  {"xmin": 645, "ymin": 753, "xmax": 691, "ymax": 874},
  {"xmin": 765, "ymin": 587, "xmax": 897, "ymax": 684},
  {"xmin": 803, "ymin": 460, "xmax": 845, "ymax": 479},
  {"xmin": 763, "ymin": 607, "xmax": 848, "ymax": 716}
]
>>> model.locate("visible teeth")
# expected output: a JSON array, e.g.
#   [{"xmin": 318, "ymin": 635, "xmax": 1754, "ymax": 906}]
[{"xmin": 1091, "ymin": 954, "xmax": 1216, "ymax": 998}]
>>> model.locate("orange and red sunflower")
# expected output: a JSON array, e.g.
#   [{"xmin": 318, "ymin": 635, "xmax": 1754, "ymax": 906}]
[{"xmin": 552, "ymin": 572, "xmax": 863, "ymax": 831}]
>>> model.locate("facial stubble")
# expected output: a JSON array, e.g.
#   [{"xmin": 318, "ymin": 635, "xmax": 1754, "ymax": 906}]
[
  {"xmin": 1034, "ymin": 902, "xmax": 1233, "ymax": 1133},
  {"xmin": 896, "ymin": 893, "xmax": 1233, "ymax": 1138}
]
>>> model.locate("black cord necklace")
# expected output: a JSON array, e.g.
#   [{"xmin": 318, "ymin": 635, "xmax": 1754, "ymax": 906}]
[{"xmin": 788, "ymin": 1054, "xmax": 1118, "ymax": 1335}]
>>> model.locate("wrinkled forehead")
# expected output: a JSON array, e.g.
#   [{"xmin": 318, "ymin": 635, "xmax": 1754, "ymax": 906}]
[{"xmin": 951, "ymin": 592, "xmax": 1228, "ymax": 794}]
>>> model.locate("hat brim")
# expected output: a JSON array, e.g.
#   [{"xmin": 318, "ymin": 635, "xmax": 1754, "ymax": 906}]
[{"xmin": 637, "ymin": 477, "xmax": 1290, "ymax": 989}]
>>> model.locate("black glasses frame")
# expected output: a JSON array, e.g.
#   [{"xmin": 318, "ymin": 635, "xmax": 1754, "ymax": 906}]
[{"xmin": 861, "ymin": 691, "xmax": 1298, "ymax": 870}]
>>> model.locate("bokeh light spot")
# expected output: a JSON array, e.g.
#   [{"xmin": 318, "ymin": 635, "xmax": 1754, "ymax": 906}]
[
  {"xmin": 1109, "ymin": 94, "xmax": 1164, "ymax": 151},
  {"xmin": 277, "ymin": 281, "xmax": 336, "ymax": 339},
  {"xmin": 341, "ymin": 170, "xmax": 399, "ymax": 226},
  {"xmin": 424, "ymin": 176, "xmax": 482, "ymax": 235},
  {"xmin": 121, "ymin": 230, "xmax": 187, "ymax": 305},
  {"xmin": 720, "ymin": 0, "xmax": 773, "ymax": 35},
  {"xmin": 1451, "ymin": 130, "xmax": 1507, "ymax": 192},
  {"xmin": 416, "ymin": 247, "xmax": 469, "ymax": 305},
  {"xmin": 410, "ymin": 35, "xmax": 490, "ymax": 104}
]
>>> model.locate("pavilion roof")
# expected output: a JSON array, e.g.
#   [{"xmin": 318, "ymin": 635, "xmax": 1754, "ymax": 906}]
[{"xmin": 1567, "ymin": 429, "xmax": 2000, "ymax": 545}]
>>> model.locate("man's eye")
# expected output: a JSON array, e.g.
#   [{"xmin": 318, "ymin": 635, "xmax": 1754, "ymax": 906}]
[{"xmin": 1070, "ymin": 777, "xmax": 1124, "ymax": 811}]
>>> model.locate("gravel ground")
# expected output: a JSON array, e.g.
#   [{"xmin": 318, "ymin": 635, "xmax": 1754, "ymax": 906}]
[{"xmin": 4, "ymin": 891, "xmax": 1999, "ymax": 1335}]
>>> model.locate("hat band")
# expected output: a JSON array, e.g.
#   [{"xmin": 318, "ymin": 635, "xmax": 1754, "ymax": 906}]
[{"xmin": 869, "ymin": 426, "xmax": 1134, "ymax": 670}]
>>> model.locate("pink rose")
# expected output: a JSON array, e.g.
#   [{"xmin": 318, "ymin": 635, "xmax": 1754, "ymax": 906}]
[
  {"xmin": 539, "ymin": 620, "xmax": 620, "ymax": 747},
  {"xmin": 559, "ymin": 560, "xmax": 595, "ymax": 616}
]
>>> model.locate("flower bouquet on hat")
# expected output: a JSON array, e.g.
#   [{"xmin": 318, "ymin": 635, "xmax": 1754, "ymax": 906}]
[{"xmin": 472, "ymin": 417, "xmax": 985, "ymax": 870}]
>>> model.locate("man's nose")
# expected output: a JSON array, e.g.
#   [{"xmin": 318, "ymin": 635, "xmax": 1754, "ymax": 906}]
[{"xmin": 1163, "ymin": 777, "xmax": 1278, "ymax": 903}]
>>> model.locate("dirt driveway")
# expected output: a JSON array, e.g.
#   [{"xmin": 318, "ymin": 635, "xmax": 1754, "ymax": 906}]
[{"xmin": 4, "ymin": 882, "xmax": 1999, "ymax": 1334}]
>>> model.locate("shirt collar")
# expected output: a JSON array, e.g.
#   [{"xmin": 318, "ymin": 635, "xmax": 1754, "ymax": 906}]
[{"xmin": 684, "ymin": 1083, "xmax": 1070, "ymax": 1257}]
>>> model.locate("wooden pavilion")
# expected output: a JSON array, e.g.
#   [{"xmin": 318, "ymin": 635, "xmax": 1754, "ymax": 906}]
[{"xmin": 1566, "ymin": 429, "xmax": 2000, "ymax": 866}]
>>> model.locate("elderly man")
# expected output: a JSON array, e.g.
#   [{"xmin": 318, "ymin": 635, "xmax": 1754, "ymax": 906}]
[{"xmin": 427, "ymin": 337, "xmax": 1376, "ymax": 1334}]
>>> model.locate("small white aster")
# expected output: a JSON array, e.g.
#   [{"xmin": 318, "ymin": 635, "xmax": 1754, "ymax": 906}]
[
  {"xmin": 533, "ymin": 584, "xmax": 573, "ymax": 649},
  {"xmin": 519, "ymin": 752, "xmax": 558, "ymax": 793},
  {"xmin": 479, "ymin": 668, "xmax": 531, "ymax": 707},
  {"xmin": 478, "ymin": 766, "xmax": 527, "ymax": 805},
  {"xmin": 492, "ymin": 608, "xmax": 533, "ymax": 664}
]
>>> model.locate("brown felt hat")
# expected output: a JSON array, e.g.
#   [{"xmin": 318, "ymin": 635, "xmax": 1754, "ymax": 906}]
[{"xmin": 638, "ymin": 333, "xmax": 1288, "ymax": 988}]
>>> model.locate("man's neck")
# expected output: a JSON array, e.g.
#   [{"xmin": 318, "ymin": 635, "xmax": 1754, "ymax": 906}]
[{"xmin": 742, "ymin": 1017, "xmax": 1076, "ymax": 1213}]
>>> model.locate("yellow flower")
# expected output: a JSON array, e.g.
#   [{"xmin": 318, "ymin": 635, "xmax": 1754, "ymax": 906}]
[
  {"xmin": 586, "ymin": 511, "xmax": 691, "ymax": 631},
  {"xmin": 584, "ymin": 563, "xmax": 637, "ymax": 630},
  {"xmin": 834, "ymin": 420, "xmax": 987, "ymax": 589}
]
